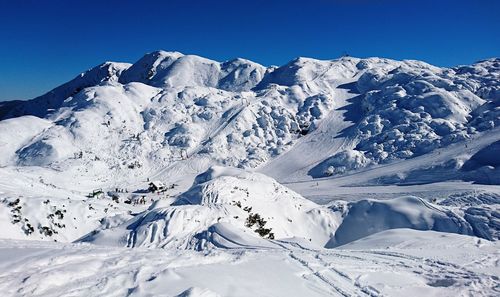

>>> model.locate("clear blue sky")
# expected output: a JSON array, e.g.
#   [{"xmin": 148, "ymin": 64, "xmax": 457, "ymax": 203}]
[{"xmin": 0, "ymin": 0, "xmax": 498, "ymax": 101}]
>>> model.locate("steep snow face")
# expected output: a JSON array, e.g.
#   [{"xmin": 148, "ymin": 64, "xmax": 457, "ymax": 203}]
[
  {"xmin": 454, "ymin": 58, "xmax": 500, "ymax": 101},
  {"xmin": 305, "ymin": 58, "xmax": 499, "ymax": 178},
  {"xmin": 198, "ymin": 89, "xmax": 335, "ymax": 168},
  {"xmin": 462, "ymin": 140, "xmax": 500, "ymax": 184},
  {"xmin": 458, "ymin": 59, "xmax": 500, "ymax": 133},
  {"xmin": 80, "ymin": 167, "xmax": 339, "ymax": 249},
  {"xmin": 119, "ymin": 51, "xmax": 266, "ymax": 91}
]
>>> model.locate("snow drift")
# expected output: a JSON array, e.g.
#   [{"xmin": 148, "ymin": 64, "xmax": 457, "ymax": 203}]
[{"xmin": 326, "ymin": 196, "xmax": 474, "ymax": 247}]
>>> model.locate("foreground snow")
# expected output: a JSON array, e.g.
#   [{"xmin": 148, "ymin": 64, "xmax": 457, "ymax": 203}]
[
  {"xmin": 0, "ymin": 229, "xmax": 497, "ymax": 297},
  {"xmin": 1, "ymin": 165, "xmax": 498, "ymax": 296}
]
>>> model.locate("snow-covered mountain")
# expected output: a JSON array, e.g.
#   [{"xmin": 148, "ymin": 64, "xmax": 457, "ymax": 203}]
[
  {"xmin": 1, "ymin": 52, "xmax": 498, "ymax": 182},
  {"xmin": 0, "ymin": 51, "xmax": 499, "ymax": 296}
]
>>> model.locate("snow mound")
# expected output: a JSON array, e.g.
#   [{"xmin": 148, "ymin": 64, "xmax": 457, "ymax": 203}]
[
  {"xmin": 327, "ymin": 196, "xmax": 474, "ymax": 248},
  {"xmin": 193, "ymin": 222, "xmax": 278, "ymax": 249},
  {"xmin": 81, "ymin": 167, "xmax": 338, "ymax": 249},
  {"xmin": 338, "ymin": 228, "xmax": 493, "ymax": 251},
  {"xmin": 309, "ymin": 149, "xmax": 371, "ymax": 177},
  {"xmin": 462, "ymin": 140, "xmax": 500, "ymax": 184}
]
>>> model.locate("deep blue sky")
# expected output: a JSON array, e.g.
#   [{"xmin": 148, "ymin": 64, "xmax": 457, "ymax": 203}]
[{"xmin": 0, "ymin": 0, "xmax": 499, "ymax": 101}]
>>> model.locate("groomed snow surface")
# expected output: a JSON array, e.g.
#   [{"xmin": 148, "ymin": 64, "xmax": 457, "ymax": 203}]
[{"xmin": 0, "ymin": 51, "xmax": 499, "ymax": 296}]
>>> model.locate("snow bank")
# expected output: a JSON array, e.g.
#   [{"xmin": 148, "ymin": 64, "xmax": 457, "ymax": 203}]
[
  {"xmin": 462, "ymin": 140, "xmax": 500, "ymax": 184},
  {"xmin": 338, "ymin": 228, "xmax": 493, "ymax": 251},
  {"xmin": 326, "ymin": 196, "xmax": 474, "ymax": 248}
]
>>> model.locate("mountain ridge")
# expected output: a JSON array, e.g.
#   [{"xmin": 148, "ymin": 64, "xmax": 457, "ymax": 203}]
[{"xmin": 0, "ymin": 51, "xmax": 498, "ymax": 185}]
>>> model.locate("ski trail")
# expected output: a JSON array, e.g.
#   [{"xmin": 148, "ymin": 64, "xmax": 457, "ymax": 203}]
[
  {"xmin": 259, "ymin": 83, "xmax": 359, "ymax": 182},
  {"xmin": 284, "ymin": 126, "xmax": 500, "ymax": 200},
  {"xmin": 287, "ymin": 251, "xmax": 352, "ymax": 297},
  {"xmin": 273, "ymin": 241, "xmax": 372, "ymax": 296}
]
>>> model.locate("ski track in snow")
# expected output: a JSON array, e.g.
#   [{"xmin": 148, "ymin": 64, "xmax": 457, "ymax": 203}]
[{"xmin": 0, "ymin": 237, "xmax": 498, "ymax": 297}]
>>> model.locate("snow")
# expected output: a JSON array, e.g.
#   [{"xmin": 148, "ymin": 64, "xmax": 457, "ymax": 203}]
[
  {"xmin": 0, "ymin": 230, "xmax": 498, "ymax": 296},
  {"xmin": 0, "ymin": 116, "xmax": 52, "ymax": 166},
  {"xmin": 0, "ymin": 62, "xmax": 130, "ymax": 120},
  {"xmin": 80, "ymin": 167, "xmax": 339, "ymax": 249},
  {"xmin": 0, "ymin": 51, "xmax": 499, "ymax": 296},
  {"xmin": 119, "ymin": 51, "xmax": 266, "ymax": 92},
  {"xmin": 326, "ymin": 196, "xmax": 473, "ymax": 248}
]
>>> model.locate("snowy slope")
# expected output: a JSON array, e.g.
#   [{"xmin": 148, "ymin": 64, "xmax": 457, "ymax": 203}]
[
  {"xmin": 0, "ymin": 229, "xmax": 498, "ymax": 297},
  {"xmin": 0, "ymin": 62, "xmax": 131, "ymax": 120},
  {"xmin": 0, "ymin": 52, "xmax": 498, "ymax": 188},
  {"xmin": 0, "ymin": 51, "xmax": 498, "ymax": 243},
  {"xmin": 74, "ymin": 167, "xmax": 497, "ymax": 251},
  {"xmin": 78, "ymin": 167, "xmax": 339, "ymax": 249}
]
